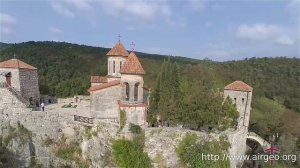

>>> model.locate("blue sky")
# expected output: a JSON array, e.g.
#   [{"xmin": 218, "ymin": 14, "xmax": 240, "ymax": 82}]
[{"xmin": 0, "ymin": 0, "xmax": 299, "ymax": 61}]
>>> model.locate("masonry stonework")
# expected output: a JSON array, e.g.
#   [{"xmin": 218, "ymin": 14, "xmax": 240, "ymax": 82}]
[{"xmin": 90, "ymin": 85, "xmax": 122, "ymax": 119}]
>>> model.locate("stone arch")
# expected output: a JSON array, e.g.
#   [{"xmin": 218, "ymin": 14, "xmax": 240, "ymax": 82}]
[
  {"xmin": 247, "ymin": 132, "xmax": 270, "ymax": 150},
  {"xmin": 123, "ymin": 82, "xmax": 130, "ymax": 101},
  {"xmin": 134, "ymin": 82, "xmax": 140, "ymax": 101}
]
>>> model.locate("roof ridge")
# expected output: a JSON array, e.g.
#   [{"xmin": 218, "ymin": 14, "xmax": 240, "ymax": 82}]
[
  {"xmin": 0, "ymin": 58, "xmax": 37, "ymax": 70},
  {"xmin": 224, "ymin": 80, "xmax": 253, "ymax": 92}
]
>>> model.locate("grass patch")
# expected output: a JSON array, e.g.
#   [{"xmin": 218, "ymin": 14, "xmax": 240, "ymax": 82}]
[
  {"xmin": 62, "ymin": 103, "xmax": 77, "ymax": 108},
  {"xmin": 154, "ymin": 153, "xmax": 166, "ymax": 168},
  {"xmin": 55, "ymin": 141, "xmax": 81, "ymax": 161},
  {"xmin": 119, "ymin": 110, "xmax": 127, "ymax": 132}
]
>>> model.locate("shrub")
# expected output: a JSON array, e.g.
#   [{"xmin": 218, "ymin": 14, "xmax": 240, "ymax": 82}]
[
  {"xmin": 119, "ymin": 110, "xmax": 126, "ymax": 132},
  {"xmin": 55, "ymin": 142, "xmax": 81, "ymax": 161},
  {"xmin": 129, "ymin": 123, "xmax": 142, "ymax": 134},
  {"xmin": 176, "ymin": 133, "xmax": 230, "ymax": 168},
  {"xmin": 112, "ymin": 138, "xmax": 151, "ymax": 168}
]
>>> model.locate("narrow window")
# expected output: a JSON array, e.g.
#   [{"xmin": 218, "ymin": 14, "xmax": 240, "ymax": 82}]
[
  {"xmin": 134, "ymin": 83, "xmax": 139, "ymax": 101},
  {"xmin": 242, "ymin": 98, "xmax": 245, "ymax": 103},
  {"xmin": 113, "ymin": 61, "xmax": 115, "ymax": 73},
  {"xmin": 120, "ymin": 62, "xmax": 122, "ymax": 71},
  {"xmin": 124, "ymin": 82, "xmax": 130, "ymax": 101},
  {"xmin": 234, "ymin": 98, "xmax": 237, "ymax": 103},
  {"xmin": 108, "ymin": 61, "xmax": 110, "ymax": 73}
]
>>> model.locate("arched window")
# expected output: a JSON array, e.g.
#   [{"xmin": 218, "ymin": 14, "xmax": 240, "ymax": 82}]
[
  {"xmin": 113, "ymin": 61, "xmax": 115, "ymax": 73},
  {"xmin": 124, "ymin": 82, "xmax": 130, "ymax": 101},
  {"xmin": 134, "ymin": 83, "xmax": 140, "ymax": 101},
  {"xmin": 120, "ymin": 62, "xmax": 122, "ymax": 71}
]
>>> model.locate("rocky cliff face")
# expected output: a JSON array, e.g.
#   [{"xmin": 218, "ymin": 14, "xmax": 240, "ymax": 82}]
[{"xmin": 0, "ymin": 94, "xmax": 247, "ymax": 168}]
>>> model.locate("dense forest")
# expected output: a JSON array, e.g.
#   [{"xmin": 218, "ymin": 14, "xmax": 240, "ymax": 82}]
[
  {"xmin": 0, "ymin": 41, "xmax": 298, "ymax": 112},
  {"xmin": 0, "ymin": 41, "xmax": 299, "ymax": 167}
]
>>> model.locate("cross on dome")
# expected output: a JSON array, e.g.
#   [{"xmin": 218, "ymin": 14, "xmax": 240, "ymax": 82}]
[
  {"xmin": 118, "ymin": 34, "xmax": 121, "ymax": 43},
  {"xmin": 130, "ymin": 42, "xmax": 135, "ymax": 51}
]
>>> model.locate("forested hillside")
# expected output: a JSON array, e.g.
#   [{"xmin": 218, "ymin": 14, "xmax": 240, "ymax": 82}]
[
  {"xmin": 0, "ymin": 41, "xmax": 299, "ymax": 167},
  {"xmin": 0, "ymin": 41, "xmax": 298, "ymax": 112}
]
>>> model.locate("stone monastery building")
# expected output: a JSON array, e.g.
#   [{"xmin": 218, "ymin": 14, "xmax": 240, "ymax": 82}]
[
  {"xmin": 88, "ymin": 40, "xmax": 149, "ymax": 127},
  {"xmin": 0, "ymin": 58, "xmax": 40, "ymax": 106}
]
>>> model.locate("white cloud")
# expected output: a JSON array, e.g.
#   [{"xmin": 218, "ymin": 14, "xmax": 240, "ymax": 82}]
[
  {"xmin": 49, "ymin": 27, "xmax": 63, "ymax": 34},
  {"xmin": 236, "ymin": 23, "xmax": 282, "ymax": 40},
  {"xmin": 51, "ymin": 1, "xmax": 75, "ymax": 17},
  {"xmin": 99, "ymin": 0, "xmax": 172, "ymax": 23},
  {"xmin": 0, "ymin": 13, "xmax": 17, "ymax": 35},
  {"xmin": 236, "ymin": 23, "xmax": 295, "ymax": 46},
  {"xmin": 276, "ymin": 35, "xmax": 294, "ymax": 45}
]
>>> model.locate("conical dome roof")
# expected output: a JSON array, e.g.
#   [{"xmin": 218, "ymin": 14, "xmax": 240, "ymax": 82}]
[
  {"xmin": 120, "ymin": 52, "xmax": 145, "ymax": 75},
  {"xmin": 106, "ymin": 42, "xmax": 129, "ymax": 57}
]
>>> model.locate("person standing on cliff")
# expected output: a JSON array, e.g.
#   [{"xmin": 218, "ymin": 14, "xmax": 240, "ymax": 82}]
[{"xmin": 41, "ymin": 102, "xmax": 45, "ymax": 111}]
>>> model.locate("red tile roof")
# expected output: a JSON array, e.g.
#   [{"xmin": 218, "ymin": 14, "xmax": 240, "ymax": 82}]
[
  {"xmin": 120, "ymin": 52, "xmax": 145, "ymax": 75},
  {"xmin": 107, "ymin": 42, "xmax": 129, "ymax": 57},
  {"xmin": 0, "ymin": 59, "xmax": 37, "ymax": 70},
  {"xmin": 88, "ymin": 80, "xmax": 120, "ymax": 92},
  {"xmin": 90, "ymin": 76, "xmax": 108, "ymax": 83},
  {"xmin": 118, "ymin": 100, "xmax": 148, "ymax": 107},
  {"xmin": 224, "ymin": 81, "xmax": 253, "ymax": 92}
]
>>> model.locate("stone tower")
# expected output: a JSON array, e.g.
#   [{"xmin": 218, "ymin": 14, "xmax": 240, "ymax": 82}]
[
  {"xmin": 224, "ymin": 81, "xmax": 253, "ymax": 130},
  {"xmin": 106, "ymin": 41, "xmax": 129, "ymax": 78},
  {"xmin": 0, "ymin": 58, "xmax": 40, "ymax": 105},
  {"xmin": 120, "ymin": 51, "xmax": 146, "ymax": 104}
]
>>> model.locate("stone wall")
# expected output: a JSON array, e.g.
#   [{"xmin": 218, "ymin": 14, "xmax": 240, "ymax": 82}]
[
  {"xmin": 224, "ymin": 90, "xmax": 252, "ymax": 129},
  {"xmin": 0, "ymin": 68, "xmax": 21, "ymax": 91},
  {"xmin": 0, "ymin": 87, "xmax": 27, "ymax": 109},
  {"xmin": 90, "ymin": 85, "xmax": 122, "ymax": 119},
  {"xmin": 121, "ymin": 74, "xmax": 144, "ymax": 103},
  {"xmin": 120, "ymin": 106, "xmax": 147, "ymax": 127},
  {"xmin": 19, "ymin": 69, "xmax": 40, "ymax": 104},
  {"xmin": 223, "ymin": 90, "xmax": 252, "ymax": 168}
]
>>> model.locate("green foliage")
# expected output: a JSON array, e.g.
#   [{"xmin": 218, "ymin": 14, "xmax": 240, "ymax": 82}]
[
  {"xmin": 176, "ymin": 133, "xmax": 230, "ymax": 168},
  {"xmin": 119, "ymin": 110, "xmax": 126, "ymax": 132},
  {"xmin": 154, "ymin": 153, "xmax": 166, "ymax": 168},
  {"xmin": 62, "ymin": 103, "xmax": 77, "ymax": 108},
  {"xmin": 250, "ymin": 97, "xmax": 285, "ymax": 140},
  {"xmin": 149, "ymin": 59, "xmax": 182, "ymax": 126},
  {"xmin": 55, "ymin": 141, "xmax": 81, "ymax": 161},
  {"xmin": 112, "ymin": 138, "xmax": 151, "ymax": 168},
  {"xmin": 0, "ymin": 143, "xmax": 17, "ymax": 168},
  {"xmin": 129, "ymin": 123, "xmax": 142, "ymax": 134},
  {"xmin": 0, "ymin": 42, "xmax": 298, "ymax": 115},
  {"xmin": 148, "ymin": 59, "xmax": 239, "ymax": 131},
  {"xmin": 84, "ymin": 126, "xmax": 93, "ymax": 140}
]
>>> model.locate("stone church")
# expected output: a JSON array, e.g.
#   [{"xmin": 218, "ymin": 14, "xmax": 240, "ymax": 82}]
[
  {"xmin": 0, "ymin": 58, "xmax": 40, "ymax": 106},
  {"xmin": 88, "ymin": 40, "xmax": 149, "ymax": 127}
]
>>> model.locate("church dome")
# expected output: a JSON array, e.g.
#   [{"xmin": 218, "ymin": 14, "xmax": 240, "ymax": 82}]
[
  {"xmin": 106, "ymin": 42, "xmax": 129, "ymax": 57},
  {"xmin": 120, "ymin": 52, "xmax": 145, "ymax": 75}
]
